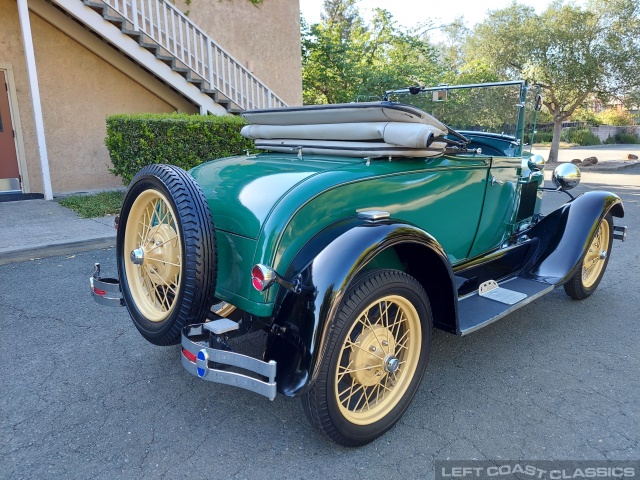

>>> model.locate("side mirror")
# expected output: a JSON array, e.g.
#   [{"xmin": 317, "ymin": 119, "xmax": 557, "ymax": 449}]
[
  {"xmin": 534, "ymin": 93, "xmax": 543, "ymax": 111},
  {"xmin": 552, "ymin": 163, "xmax": 581, "ymax": 190},
  {"xmin": 527, "ymin": 154, "xmax": 546, "ymax": 172}
]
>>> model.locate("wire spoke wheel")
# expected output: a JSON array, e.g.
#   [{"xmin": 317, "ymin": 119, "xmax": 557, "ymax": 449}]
[
  {"xmin": 564, "ymin": 213, "xmax": 613, "ymax": 300},
  {"xmin": 302, "ymin": 269, "xmax": 432, "ymax": 447},
  {"xmin": 124, "ymin": 190, "xmax": 182, "ymax": 322},
  {"xmin": 335, "ymin": 295, "xmax": 421, "ymax": 425},
  {"xmin": 117, "ymin": 164, "xmax": 217, "ymax": 346},
  {"xmin": 581, "ymin": 219, "xmax": 610, "ymax": 289}
]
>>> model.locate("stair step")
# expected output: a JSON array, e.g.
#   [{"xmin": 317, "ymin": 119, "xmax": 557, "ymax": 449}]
[
  {"xmin": 186, "ymin": 74, "xmax": 204, "ymax": 87},
  {"xmin": 201, "ymin": 88, "xmax": 225, "ymax": 104},
  {"xmin": 457, "ymin": 277, "xmax": 553, "ymax": 335},
  {"xmin": 103, "ymin": 14, "xmax": 124, "ymax": 29},
  {"xmin": 121, "ymin": 28, "xmax": 142, "ymax": 40},
  {"xmin": 155, "ymin": 54, "xmax": 176, "ymax": 67},
  {"xmin": 171, "ymin": 63, "xmax": 189, "ymax": 73},
  {"xmin": 83, "ymin": 0, "xmax": 106, "ymax": 14},
  {"xmin": 139, "ymin": 42, "xmax": 160, "ymax": 55}
]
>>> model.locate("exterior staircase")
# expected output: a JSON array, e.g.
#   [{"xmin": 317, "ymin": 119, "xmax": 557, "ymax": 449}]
[{"xmin": 49, "ymin": 0, "xmax": 287, "ymax": 114}]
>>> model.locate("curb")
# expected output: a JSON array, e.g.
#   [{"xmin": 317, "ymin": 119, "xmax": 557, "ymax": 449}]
[
  {"xmin": 0, "ymin": 236, "xmax": 116, "ymax": 266},
  {"xmin": 578, "ymin": 160, "xmax": 640, "ymax": 172},
  {"xmin": 545, "ymin": 160, "xmax": 640, "ymax": 172}
]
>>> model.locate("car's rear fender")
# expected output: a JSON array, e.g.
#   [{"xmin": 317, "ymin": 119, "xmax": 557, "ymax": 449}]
[
  {"xmin": 523, "ymin": 191, "xmax": 624, "ymax": 285},
  {"xmin": 265, "ymin": 220, "xmax": 456, "ymax": 397}
]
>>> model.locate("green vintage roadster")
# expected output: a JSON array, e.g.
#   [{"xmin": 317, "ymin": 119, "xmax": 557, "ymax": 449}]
[{"xmin": 91, "ymin": 81, "xmax": 627, "ymax": 446}]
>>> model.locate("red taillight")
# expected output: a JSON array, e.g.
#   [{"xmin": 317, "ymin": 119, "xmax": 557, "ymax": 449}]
[
  {"xmin": 93, "ymin": 286, "xmax": 107, "ymax": 296},
  {"xmin": 251, "ymin": 265, "xmax": 265, "ymax": 290},
  {"xmin": 182, "ymin": 349, "xmax": 197, "ymax": 363},
  {"xmin": 251, "ymin": 264, "xmax": 276, "ymax": 291}
]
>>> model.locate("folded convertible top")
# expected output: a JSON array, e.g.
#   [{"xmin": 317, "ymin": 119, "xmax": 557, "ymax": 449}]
[{"xmin": 241, "ymin": 102, "xmax": 448, "ymax": 158}]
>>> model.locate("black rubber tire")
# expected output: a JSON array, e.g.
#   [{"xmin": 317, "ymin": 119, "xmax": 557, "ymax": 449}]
[
  {"xmin": 116, "ymin": 164, "xmax": 217, "ymax": 346},
  {"xmin": 563, "ymin": 213, "xmax": 613, "ymax": 300},
  {"xmin": 301, "ymin": 269, "xmax": 432, "ymax": 447}
]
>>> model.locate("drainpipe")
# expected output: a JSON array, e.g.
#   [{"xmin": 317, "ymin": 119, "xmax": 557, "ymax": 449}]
[{"xmin": 17, "ymin": 0, "xmax": 53, "ymax": 200}]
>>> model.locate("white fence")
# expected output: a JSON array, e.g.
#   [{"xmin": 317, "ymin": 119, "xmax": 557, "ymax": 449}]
[{"xmin": 101, "ymin": 0, "xmax": 286, "ymax": 111}]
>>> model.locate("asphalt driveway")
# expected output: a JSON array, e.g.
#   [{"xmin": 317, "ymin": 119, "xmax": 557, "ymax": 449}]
[{"xmin": 1, "ymin": 166, "xmax": 638, "ymax": 479}]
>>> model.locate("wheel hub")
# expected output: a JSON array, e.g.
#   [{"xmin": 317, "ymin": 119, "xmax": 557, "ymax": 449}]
[
  {"xmin": 383, "ymin": 354, "xmax": 400, "ymax": 373},
  {"xmin": 129, "ymin": 223, "xmax": 180, "ymax": 286},
  {"xmin": 348, "ymin": 324, "xmax": 396, "ymax": 387},
  {"xmin": 130, "ymin": 248, "xmax": 144, "ymax": 265}
]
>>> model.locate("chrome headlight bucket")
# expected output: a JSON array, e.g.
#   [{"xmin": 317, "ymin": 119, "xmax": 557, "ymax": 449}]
[
  {"xmin": 527, "ymin": 154, "xmax": 546, "ymax": 172},
  {"xmin": 552, "ymin": 163, "xmax": 581, "ymax": 190}
]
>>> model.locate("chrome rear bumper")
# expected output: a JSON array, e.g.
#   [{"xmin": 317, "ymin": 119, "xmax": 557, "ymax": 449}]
[
  {"xmin": 90, "ymin": 263, "xmax": 123, "ymax": 307},
  {"xmin": 181, "ymin": 324, "xmax": 277, "ymax": 401}
]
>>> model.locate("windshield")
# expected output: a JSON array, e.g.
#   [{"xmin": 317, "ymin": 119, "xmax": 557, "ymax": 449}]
[{"xmin": 385, "ymin": 81, "xmax": 540, "ymax": 150}]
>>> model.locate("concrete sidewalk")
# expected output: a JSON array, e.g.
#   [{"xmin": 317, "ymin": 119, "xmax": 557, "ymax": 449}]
[
  {"xmin": 0, "ymin": 199, "xmax": 116, "ymax": 265},
  {"xmin": 531, "ymin": 143, "xmax": 640, "ymax": 169}
]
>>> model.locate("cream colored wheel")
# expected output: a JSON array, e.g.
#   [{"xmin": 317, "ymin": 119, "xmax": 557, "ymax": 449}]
[
  {"xmin": 564, "ymin": 214, "xmax": 614, "ymax": 300},
  {"xmin": 302, "ymin": 269, "xmax": 432, "ymax": 447},
  {"xmin": 335, "ymin": 295, "xmax": 421, "ymax": 425},
  {"xmin": 123, "ymin": 189, "xmax": 182, "ymax": 322},
  {"xmin": 582, "ymin": 218, "xmax": 610, "ymax": 289},
  {"xmin": 117, "ymin": 164, "xmax": 217, "ymax": 346}
]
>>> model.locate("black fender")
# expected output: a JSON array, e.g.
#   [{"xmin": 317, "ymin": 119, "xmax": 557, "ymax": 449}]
[
  {"xmin": 523, "ymin": 191, "xmax": 623, "ymax": 285},
  {"xmin": 265, "ymin": 220, "xmax": 455, "ymax": 397}
]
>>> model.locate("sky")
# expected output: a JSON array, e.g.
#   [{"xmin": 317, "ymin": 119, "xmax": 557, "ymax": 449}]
[{"xmin": 299, "ymin": 0, "xmax": 584, "ymax": 33}]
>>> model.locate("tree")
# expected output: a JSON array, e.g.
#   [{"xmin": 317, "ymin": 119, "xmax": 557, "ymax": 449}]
[
  {"xmin": 321, "ymin": 0, "xmax": 359, "ymax": 41},
  {"xmin": 302, "ymin": 3, "xmax": 442, "ymax": 104},
  {"xmin": 466, "ymin": 0, "xmax": 640, "ymax": 162}
]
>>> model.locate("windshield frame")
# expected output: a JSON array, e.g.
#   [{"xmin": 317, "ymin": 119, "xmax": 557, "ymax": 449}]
[{"xmin": 384, "ymin": 81, "xmax": 539, "ymax": 156}]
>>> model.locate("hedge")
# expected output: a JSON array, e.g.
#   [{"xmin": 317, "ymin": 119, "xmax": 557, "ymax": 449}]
[
  {"xmin": 567, "ymin": 128, "xmax": 600, "ymax": 146},
  {"xmin": 105, "ymin": 113, "xmax": 254, "ymax": 184},
  {"xmin": 603, "ymin": 132, "xmax": 640, "ymax": 144}
]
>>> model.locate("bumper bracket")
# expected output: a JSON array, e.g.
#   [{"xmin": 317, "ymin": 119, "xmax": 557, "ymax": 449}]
[{"xmin": 181, "ymin": 324, "xmax": 277, "ymax": 401}]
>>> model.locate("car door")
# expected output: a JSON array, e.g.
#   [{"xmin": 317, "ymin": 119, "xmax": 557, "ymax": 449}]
[{"xmin": 467, "ymin": 155, "xmax": 522, "ymax": 258}]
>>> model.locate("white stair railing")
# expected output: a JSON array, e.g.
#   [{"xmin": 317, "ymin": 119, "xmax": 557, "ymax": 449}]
[{"xmin": 102, "ymin": 0, "xmax": 287, "ymax": 111}]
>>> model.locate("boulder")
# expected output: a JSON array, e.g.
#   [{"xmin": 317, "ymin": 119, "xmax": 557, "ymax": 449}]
[
  {"xmin": 627, "ymin": 154, "xmax": 639, "ymax": 160},
  {"xmin": 582, "ymin": 156, "xmax": 598, "ymax": 166},
  {"xmin": 571, "ymin": 158, "xmax": 583, "ymax": 165}
]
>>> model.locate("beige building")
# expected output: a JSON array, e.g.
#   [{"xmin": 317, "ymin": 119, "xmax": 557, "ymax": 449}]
[{"xmin": 0, "ymin": 0, "xmax": 302, "ymax": 198}]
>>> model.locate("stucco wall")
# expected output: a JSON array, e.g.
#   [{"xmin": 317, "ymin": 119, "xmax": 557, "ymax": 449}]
[
  {"xmin": 0, "ymin": 0, "xmax": 188, "ymax": 193},
  {"xmin": 589, "ymin": 125, "xmax": 640, "ymax": 142},
  {"xmin": 175, "ymin": 0, "xmax": 302, "ymax": 106}
]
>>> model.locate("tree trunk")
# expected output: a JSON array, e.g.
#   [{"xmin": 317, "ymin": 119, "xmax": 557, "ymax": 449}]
[{"xmin": 548, "ymin": 117, "xmax": 563, "ymax": 164}]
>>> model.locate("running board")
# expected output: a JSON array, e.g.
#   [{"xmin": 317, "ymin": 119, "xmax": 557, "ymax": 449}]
[{"xmin": 457, "ymin": 277, "xmax": 553, "ymax": 335}]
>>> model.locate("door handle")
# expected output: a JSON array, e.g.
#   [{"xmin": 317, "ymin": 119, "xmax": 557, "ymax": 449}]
[{"xmin": 490, "ymin": 175, "xmax": 504, "ymax": 186}]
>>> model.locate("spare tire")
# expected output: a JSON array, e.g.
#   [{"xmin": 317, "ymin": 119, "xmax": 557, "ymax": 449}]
[{"xmin": 116, "ymin": 164, "xmax": 217, "ymax": 346}]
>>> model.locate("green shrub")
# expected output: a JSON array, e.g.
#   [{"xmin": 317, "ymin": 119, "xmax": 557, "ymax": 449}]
[
  {"xmin": 567, "ymin": 128, "xmax": 601, "ymax": 146},
  {"xmin": 525, "ymin": 131, "xmax": 553, "ymax": 144},
  {"xmin": 604, "ymin": 132, "xmax": 640, "ymax": 144},
  {"xmin": 105, "ymin": 113, "xmax": 253, "ymax": 184},
  {"xmin": 570, "ymin": 107, "xmax": 602, "ymax": 126},
  {"xmin": 596, "ymin": 108, "xmax": 634, "ymax": 126}
]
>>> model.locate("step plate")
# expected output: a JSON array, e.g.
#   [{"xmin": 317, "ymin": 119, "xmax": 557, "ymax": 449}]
[
  {"xmin": 458, "ymin": 277, "xmax": 553, "ymax": 335},
  {"xmin": 478, "ymin": 280, "xmax": 527, "ymax": 305}
]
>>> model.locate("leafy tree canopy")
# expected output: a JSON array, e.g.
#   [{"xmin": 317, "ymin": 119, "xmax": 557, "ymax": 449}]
[
  {"xmin": 302, "ymin": 3, "xmax": 442, "ymax": 104},
  {"xmin": 465, "ymin": 0, "xmax": 640, "ymax": 161}
]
